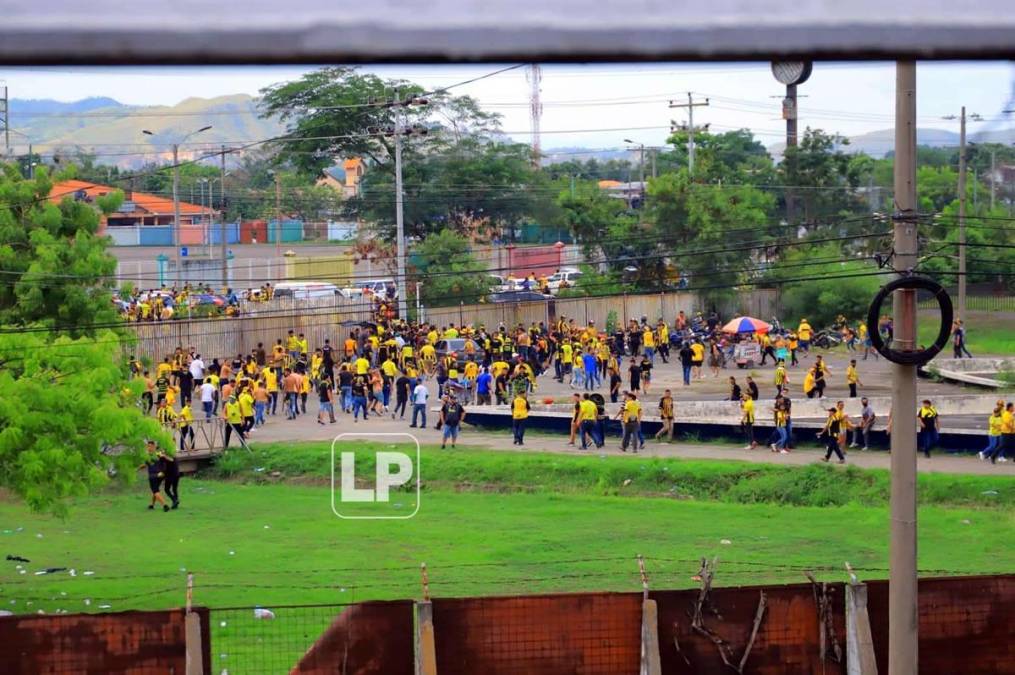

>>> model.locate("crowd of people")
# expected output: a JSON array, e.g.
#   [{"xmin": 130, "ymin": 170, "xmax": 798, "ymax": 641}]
[{"xmin": 131, "ymin": 310, "xmax": 1007, "ymax": 476}]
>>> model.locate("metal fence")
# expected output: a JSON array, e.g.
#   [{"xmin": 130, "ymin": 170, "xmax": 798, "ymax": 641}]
[{"xmin": 917, "ymin": 294, "xmax": 1015, "ymax": 313}]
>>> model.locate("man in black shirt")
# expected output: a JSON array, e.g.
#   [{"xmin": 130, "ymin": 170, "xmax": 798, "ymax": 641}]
[
  {"xmin": 393, "ymin": 374, "xmax": 411, "ymax": 419},
  {"xmin": 439, "ymin": 394, "xmax": 466, "ymax": 449},
  {"xmin": 255, "ymin": 342, "xmax": 267, "ymax": 367},
  {"xmin": 155, "ymin": 373, "xmax": 170, "ymax": 404},
  {"xmin": 728, "ymin": 376, "xmax": 742, "ymax": 402},
  {"xmin": 317, "ymin": 377, "xmax": 336, "ymax": 424},
  {"xmin": 141, "ymin": 441, "xmax": 170, "ymax": 512},
  {"xmin": 678, "ymin": 343, "xmax": 693, "ymax": 386},
  {"xmin": 746, "ymin": 376, "xmax": 759, "ymax": 401},
  {"xmin": 628, "ymin": 358, "xmax": 641, "ymax": 392},
  {"xmin": 160, "ymin": 448, "xmax": 180, "ymax": 510},
  {"xmin": 338, "ymin": 367, "xmax": 354, "ymax": 413}
]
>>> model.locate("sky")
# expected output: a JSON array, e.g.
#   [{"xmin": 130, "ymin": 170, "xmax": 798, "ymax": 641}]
[{"xmin": 1, "ymin": 62, "xmax": 1013, "ymax": 152}]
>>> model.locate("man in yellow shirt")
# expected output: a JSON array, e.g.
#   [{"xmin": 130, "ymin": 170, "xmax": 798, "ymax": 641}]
[
  {"xmin": 846, "ymin": 359, "xmax": 862, "ymax": 398},
  {"xmin": 177, "ymin": 402, "xmax": 195, "ymax": 452},
  {"xmin": 578, "ymin": 393, "xmax": 602, "ymax": 449},
  {"xmin": 355, "ymin": 354, "xmax": 370, "ymax": 375},
  {"xmin": 511, "ymin": 393, "xmax": 530, "ymax": 445},
  {"xmin": 740, "ymin": 392, "xmax": 757, "ymax": 450},
  {"xmin": 690, "ymin": 341, "xmax": 705, "ymax": 380},
  {"xmin": 619, "ymin": 392, "xmax": 642, "ymax": 453},
  {"xmin": 797, "ymin": 319, "xmax": 813, "ymax": 353},
  {"xmin": 222, "ymin": 395, "xmax": 246, "ymax": 449},
  {"xmin": 238, "ymin": 386, "xmax": 256, "ymax": 433},
  {"xmin": 642, "ymin": 328, "xmax": 656, "ymax": 364},
  {"xmin": 988, "ymin": 402, "xmax": 1013, "ymax": 464}
]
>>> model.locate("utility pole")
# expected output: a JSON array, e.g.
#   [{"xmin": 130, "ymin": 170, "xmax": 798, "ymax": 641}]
[
  {"xmin": 389, "ymin": 92, "xmax": 429, "ymax": 320},
  {"xmin": 527, "ymin": 64, "xmax": 543, "ymax": 168},
  {"xmin": 958, "ymin": 107, "xmax": 967, "ymax": 322},
  {"xmin": 890, "ymin": 60, "xmax": 919, "ymax": 675},
  {"xmin": 143, "ymin": 125, "xmax": 211, "ymax": 288},
  {"xmin": 172, "ymin": 142, "xmax": 182, "ymax": 287},
  {"xmin": 393, "ymin": 102, "xmax": 409, "ymax": 320},
  {"xmin": 273, "ymin": 171, "xmax": 283, "ymax": 279},
  {"xmin": 990, "ymin": 148, "xmax": 996, "ymax": 211},
  {"xmin": 220, "ymin": 146, "xmax": 228, "ymax": 289},
  {"xmin": 668, "ymin": 93, "xmax": 709, "ymax": 174}
]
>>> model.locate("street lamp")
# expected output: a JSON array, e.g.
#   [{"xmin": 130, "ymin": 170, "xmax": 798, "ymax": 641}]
[
  {"xmin": 623, "ymin": 138, "xmax": 646, "ymax": 205},
  {"xmin": 143, "ymin": 125, "xmax": 213, "ymax": 287}
]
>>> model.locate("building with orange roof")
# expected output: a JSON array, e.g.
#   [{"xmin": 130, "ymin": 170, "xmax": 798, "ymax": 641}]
[
  {"xmin": 317, "ymin": 157, "xmax": 364, "ymax": 198},
  {"xmin": 50, "ymin": 180, "xmax": 218, "ymax": 245}
]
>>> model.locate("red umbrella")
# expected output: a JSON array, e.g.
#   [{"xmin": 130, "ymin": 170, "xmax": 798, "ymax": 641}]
[{"xmin": 721, "ymin": 316, "xmax": 772, "ymax": 334}]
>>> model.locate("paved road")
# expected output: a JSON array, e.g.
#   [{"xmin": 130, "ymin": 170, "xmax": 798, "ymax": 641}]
[{"xmin": 240, "ymin": 398, "xmax": 1014, "ymax": 477}]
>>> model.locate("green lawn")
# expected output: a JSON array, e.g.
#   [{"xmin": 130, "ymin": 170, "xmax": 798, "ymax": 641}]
[
  {"xmin": 2, "ymin": 444, "xmax": 1012, "ymax": 668},
  {"xmin": 918, "ymin": 309, "xmax": 1015, "ymax": 355}
]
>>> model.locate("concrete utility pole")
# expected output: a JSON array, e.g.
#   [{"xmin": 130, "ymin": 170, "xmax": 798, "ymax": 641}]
[
  {"xmin": 220, "ymin": 146, "xmax": 228, "ymax": 289},
  {"xmin": 990, "ymin": 148, "xmax": 996, "ymax": 211},
  {"xmin": 274, "ymin": 172, "xmax": 282, "ymax": 263},
  {"xmin": 0, "ymin": 84, "xmax": 8, "ymax": 155},
  {"xmin": 394, "ymin": 104, "xmax": 408, "ymax": 319},
  {"xmin": 527, "ymin": 64, "xmax": 543, "ymax": 168},
  {"xmin": 890, "ymin": 60, "xmax": 919, "ymax": 675},
  {"xmin": 668, "ymin": 93, "xmax": 709, "ymax": 174},
  {"xmin": 957, "ymin": 107, "xmax": 967, "ymax": 322}
]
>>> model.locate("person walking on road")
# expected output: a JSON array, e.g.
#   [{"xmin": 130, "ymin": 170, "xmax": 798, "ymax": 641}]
[
  {"xmin": 846, "ymin": 359, "xmax": 862, "ymax": 398},
  {"xmin": 440, "ymin": 394, "xmax": 466, "ymax": 449},
  {"xmin": 410, "ymin": 380, "xmax": 429, "ymax": 428},
  {"xmin": 678, "ymin": 342, "xmax": 694, "ymax": 387},
  {"xmin": 819, "ymin": 407, "xmax": 846, "ymax": 463},
  {"xmin": 511, "ymin": 392, "xmax": 530, "ymax": 445},
  {"xmin": 578, "ymin": 393, "xmax": 601, "ymax": 449},
  {"xmin": 655, "ymin": 389, "xmax": 674, "ymax": 441},
  {"xmin": 740, "ymin": 391, "xmax": 757, "ymax": 450},
  {"xmin": 850, "ymin": 397, "xmax": 876, "ymax": 451},
  {"xmin": 917, "ymin": 399, "xmax": 940, "ymax": 458},
  {"xmin": 141, "ymin": 440, "xmax": 170, "ymax": 512},
  {"xmin": 619, "ymin": 391, "xmax": 643, "ymax": 453},
  {"xmin": 979, "ymin": 402, "xmax": 1004, "ymax": 462}
]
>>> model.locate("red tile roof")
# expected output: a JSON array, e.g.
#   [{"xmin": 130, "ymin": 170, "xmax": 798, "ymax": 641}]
[{"xmin": 50, "ymin": 179, "xmax": 210, "ymax": 215}]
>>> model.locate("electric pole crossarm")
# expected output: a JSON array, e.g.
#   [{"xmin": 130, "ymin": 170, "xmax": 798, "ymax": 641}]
[{"xmin": 668, "ymin": 92, "xmax": 709, "ymax": 174}]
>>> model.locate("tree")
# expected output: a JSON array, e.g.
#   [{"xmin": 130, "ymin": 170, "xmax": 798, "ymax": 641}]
[
  {"xmin": 259, "ymin": 66, "xmax": 499, "ymax": 177},
  {"xmin": 0, "ymin": 164, "xmax": 170, "ymax": 513},
  {"xmin": 0, "ymin": 330, "xmax": 168, "ymax": 514},
  {"xmin": 552, "ymin": 178, "xmax": 629, "ymax": 255},
  {"xmin": 352, "ymin": 139, "xmax": 544, "ymax": 242},
  {"xmin": 779, "ymin": 128, "xmax": 868, "ymax": 226},
  {"xmin": 658, "ymin": 129, "xmax": 773, "ymax": 183},
  {"xmin": 764, "ymin": 243, "xmax": 882, "ymax": 326},
  {"xmin": 410, "ymin": 231, "xmax": 491, "ymax": 307},
  {"xmin": 0, "ymin": 165, "xmax": 121, "ymax": 333}
]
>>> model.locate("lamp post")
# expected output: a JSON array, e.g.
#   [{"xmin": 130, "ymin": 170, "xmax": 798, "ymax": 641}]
[
  {"xmin": 143, "ymin": 125, "xmax": 212, "ymax": 287},
  {"xmin": 8, "ymin": 128, "xmax": 32, "ymax": 178},
  {"xmin": 623, "ymin": 138, "xmax": 646, "ymax": 205}
]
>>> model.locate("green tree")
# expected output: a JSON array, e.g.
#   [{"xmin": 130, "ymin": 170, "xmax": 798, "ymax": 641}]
[
  {"xmin": 411, "ymin": 230, "xmax": 491, "ymax": 307},
  {"xmin": 354, "ymin": 139, "xmax": 544, "ymax": 242},
  {"xmin": 0, "ymin": 164, "xmax": 170, "ymax": 513},
  {"xmin": 764, "ymin": 243, "xmax": 882, "ymax": 326},
  {"xmin": 779, "ymin": 128, "xmax": 868, "ymax": 226},
  {"xmin": 553, "ymin": 178, "xmax": 628, "ymax": 255},
  {"xmin": 259, "ymin": 66, "xmax": 499, "ymax": 177}
]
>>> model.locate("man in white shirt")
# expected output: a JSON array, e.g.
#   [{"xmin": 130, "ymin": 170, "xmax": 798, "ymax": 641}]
[
  {"xmin": 199, "ymin": 380, "xmax": 216, "ymax": 419},
  {"xmin": 410, "ymin": 382, "xmax": 429, "ymax": 428},
  {"xmin": 189, "ymin": 355, "xmax": 205, "ymax": 386}
]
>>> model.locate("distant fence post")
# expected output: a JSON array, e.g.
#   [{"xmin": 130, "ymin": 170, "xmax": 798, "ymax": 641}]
[
  {"xmin": 846, "ymin": 582, "xmax": 878, "ymax": 675},
  {"xmin": 638, "ymin": 556, "xmax": 661, "ymax": 675},
  {"xmin": 415, "ymin": 563, "xmax": 438, "ymax": 675}
]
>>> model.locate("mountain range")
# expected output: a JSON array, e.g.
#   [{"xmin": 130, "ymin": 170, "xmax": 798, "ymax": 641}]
[
  {"xmin": 7, "ymin": 95, "xmax": 285, "ymax": 168},
  {"xmin": 9, "ymin": 94, "xmax": 1015, "ymax": 167}
]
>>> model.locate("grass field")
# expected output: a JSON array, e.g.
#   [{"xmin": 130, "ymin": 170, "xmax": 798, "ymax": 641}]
[
  {"xmin": 918, "ymin": 309, "xmax": 1015, "ymax": 355},
  {"xmin": 2, "ymin": 442, "xmax": 1012, "ymax": 667}
]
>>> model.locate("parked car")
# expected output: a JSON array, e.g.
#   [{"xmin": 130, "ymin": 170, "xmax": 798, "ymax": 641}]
[
  {"xmin": 488, "ymin": 290, "xmax": 550, "ymax": 303},
  {"xmin": 435, "ymin": 338, "xmax": 486, "ymax": 369},
  {"xmin": 546, "ymin": 268, "xmax": 583, "ymax": 294},
  {"xmin": 273, "ymin": 281, "xmax": 343, "ymax": 301}
]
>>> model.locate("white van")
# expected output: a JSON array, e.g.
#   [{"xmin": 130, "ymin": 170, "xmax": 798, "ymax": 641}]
[
  {"xmin": 547, "ymin": 268, "xmax": 583, "ymax": 294},
  {"xmin": 273, "ymin": 281, "xmax": 342, "ymax": 300}
]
